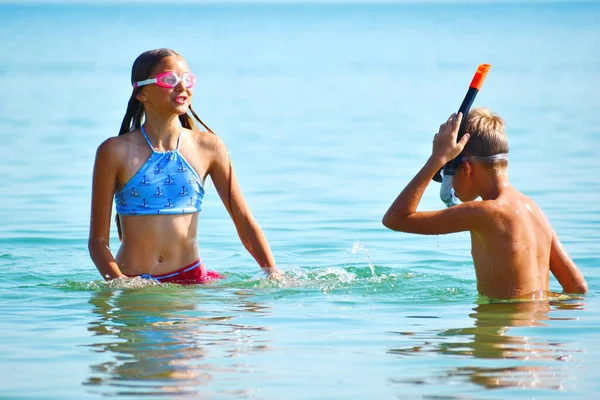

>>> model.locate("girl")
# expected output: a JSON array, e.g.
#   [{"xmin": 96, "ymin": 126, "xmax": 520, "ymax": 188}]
[{"xmin": 89, "ymin": 48, "xmax": 280, "ymax": 284}]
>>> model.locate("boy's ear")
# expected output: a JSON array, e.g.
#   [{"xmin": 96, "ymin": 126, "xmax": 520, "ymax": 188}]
[{"xmin": 461, "ymin": 160, "xmax": 473, "ymax": 178}]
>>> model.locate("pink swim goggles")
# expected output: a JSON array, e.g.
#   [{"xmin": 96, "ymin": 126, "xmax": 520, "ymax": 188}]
[{"xmin": 133, "ymin": 71, "xmax": 196, "ymax": 89}]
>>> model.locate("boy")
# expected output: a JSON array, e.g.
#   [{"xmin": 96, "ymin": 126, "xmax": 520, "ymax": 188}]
[{"xmin": 382, "ymin": 108, "xmax": 587, "ymax": 299}]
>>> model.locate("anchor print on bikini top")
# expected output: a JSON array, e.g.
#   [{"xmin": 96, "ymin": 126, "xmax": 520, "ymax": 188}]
[{"xmin": 114, "ymin": 154, "xmax": 204, "ymax": 216}]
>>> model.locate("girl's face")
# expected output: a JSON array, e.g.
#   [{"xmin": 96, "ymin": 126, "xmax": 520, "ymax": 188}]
[{"xmin": 137, "ymin": 56, "xmax": 193, "ymax": 116}]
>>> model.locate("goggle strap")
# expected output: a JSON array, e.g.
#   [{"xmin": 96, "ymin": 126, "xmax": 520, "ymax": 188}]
[{"xmin": 133, "ymin": 78, "xmax": 156, "ymax": 88}]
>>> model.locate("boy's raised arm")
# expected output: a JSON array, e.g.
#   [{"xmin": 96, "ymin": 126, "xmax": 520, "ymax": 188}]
[
  {"xmin": 382, "ymin": 113, "xmax": 475, "ymax": 235},
  {"xmin": 382, "ymin": 154, "xmax": 444, "ymax": 229},
  {"xmin": 549, "ymin": 233, "xmax": 588, "ymax": 294}
]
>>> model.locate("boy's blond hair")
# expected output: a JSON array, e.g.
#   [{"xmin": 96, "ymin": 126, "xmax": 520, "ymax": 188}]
[{"xmin": 462, "ymin": 107, "xmax": 509, "ymax": 158}]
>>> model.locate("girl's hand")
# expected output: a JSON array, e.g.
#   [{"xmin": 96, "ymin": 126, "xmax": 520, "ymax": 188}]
[
  {"xmin": 263, "ymin": 267, "xmax": 284, "ymax": 281},
  {"xmin": 432, "ymin": 112, "xmax": 470, "ymax": 163}
]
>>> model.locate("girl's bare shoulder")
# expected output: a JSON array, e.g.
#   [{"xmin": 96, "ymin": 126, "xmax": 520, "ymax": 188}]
[
  {"xmin": 95, "ymin": 130, "xmax": 145, "ymax": 166},
  {"xmin": 97, "ymin": 130, "xmax": 140, "ymax": 151},
  {"xmin": 184, "ymin": 128, "xmax": 227, "ymax": 154}
]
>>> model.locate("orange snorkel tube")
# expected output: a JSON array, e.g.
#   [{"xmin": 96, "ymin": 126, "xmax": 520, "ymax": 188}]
[
  {"xmin": 435, "ymin": 64, "xmax": 491, "ymax": 206},
  {"xmin": 434, "ymin": 63, "xmax": 491, "ymax": 182}
]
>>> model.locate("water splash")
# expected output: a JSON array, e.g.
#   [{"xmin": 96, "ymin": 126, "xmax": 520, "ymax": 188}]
[
  {"xmin": 51, "ymin": 266, "xmax": 474, "ymax": 301},
  {"xmin": 54, "ymin": 276, "xmax": 164, "ymax": 291},
  {"xmin": 351, "ymin": 240, "xmax": 376, "ymax": 278}
]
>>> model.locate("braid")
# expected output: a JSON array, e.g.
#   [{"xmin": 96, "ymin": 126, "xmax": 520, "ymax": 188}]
[
  {"xmin": 132, "ymin": 101, "xmax": 143, "ymax": 131},
  {"xmin": 118, "ymin": 93, "xmax": 143, "ymax": 136},
  {"xmin": 189, "ymin": 105, "xmax": 214, "ymax": 134},
  {"xmin": 179, "ymin": 113, "xmax": 194, "ymax": 130}
]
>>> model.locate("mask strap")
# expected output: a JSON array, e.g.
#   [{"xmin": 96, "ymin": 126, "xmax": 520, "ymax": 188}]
[{"xmin": 462, "ymin": 153, "xmax": 508, "ymax": 163}]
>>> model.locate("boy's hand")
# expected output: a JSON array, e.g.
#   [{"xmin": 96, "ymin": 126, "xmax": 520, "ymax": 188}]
[{"xmin": 432, "ymin": 112, "xmax": 470, "ymax": 164}]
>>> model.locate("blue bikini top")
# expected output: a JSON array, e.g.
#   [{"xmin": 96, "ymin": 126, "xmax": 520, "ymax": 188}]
[{"xmin": 114, "ymin": 126, "xmax": 204, "ymax": 216}]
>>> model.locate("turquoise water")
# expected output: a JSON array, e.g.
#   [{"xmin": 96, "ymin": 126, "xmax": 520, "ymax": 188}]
[{"xmin": 1, "ymin": 2, "xmax": 599, "ymax": 398}]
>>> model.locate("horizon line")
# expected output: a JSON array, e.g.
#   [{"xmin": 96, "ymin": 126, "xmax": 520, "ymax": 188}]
[{"xmin": 2, "ymin": 0, "xmax": 599, "ymax": 4}]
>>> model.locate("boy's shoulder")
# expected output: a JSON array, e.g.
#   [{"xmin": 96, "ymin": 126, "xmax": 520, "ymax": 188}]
[
  {"xmin": 470, "ymin": 189, "xmax": 549, "ymax": 231},
  {"xmin": 498, "ymin": 187, "xmax": 543, "ymax": 213},
  {"xmin": 455, "ymin": 199, "xmax": 504, "ymax": 228}
]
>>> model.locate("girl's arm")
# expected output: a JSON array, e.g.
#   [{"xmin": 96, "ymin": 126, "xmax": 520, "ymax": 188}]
[
  {"xmin": 88, "ymin": 138, "xmax": 126, "ymax": 280},
  {"xmin": 208, "ymin": 136, "xmax": 279, "ymax": 278}
]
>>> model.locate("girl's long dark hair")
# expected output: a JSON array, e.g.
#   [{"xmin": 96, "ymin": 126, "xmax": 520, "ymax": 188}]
[{"xmin": 115, "ymin": 49, "xmax": 232, "ymax": 241}]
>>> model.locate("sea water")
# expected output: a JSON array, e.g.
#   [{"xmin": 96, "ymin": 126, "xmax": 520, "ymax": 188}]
[{"xmin": 0, "ymin": 2, "xmax": 599, "ymax": 399}]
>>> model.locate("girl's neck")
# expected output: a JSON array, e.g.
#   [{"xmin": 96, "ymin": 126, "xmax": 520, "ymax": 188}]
[{"xmin": 142, "ymin": 113, "xmax": 182, "ymax": 149}]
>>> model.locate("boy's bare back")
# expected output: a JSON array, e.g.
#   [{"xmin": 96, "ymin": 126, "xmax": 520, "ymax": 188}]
[{"xmin": 469, "ymin": 187, "xmax": 555, "ymax": 299}]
